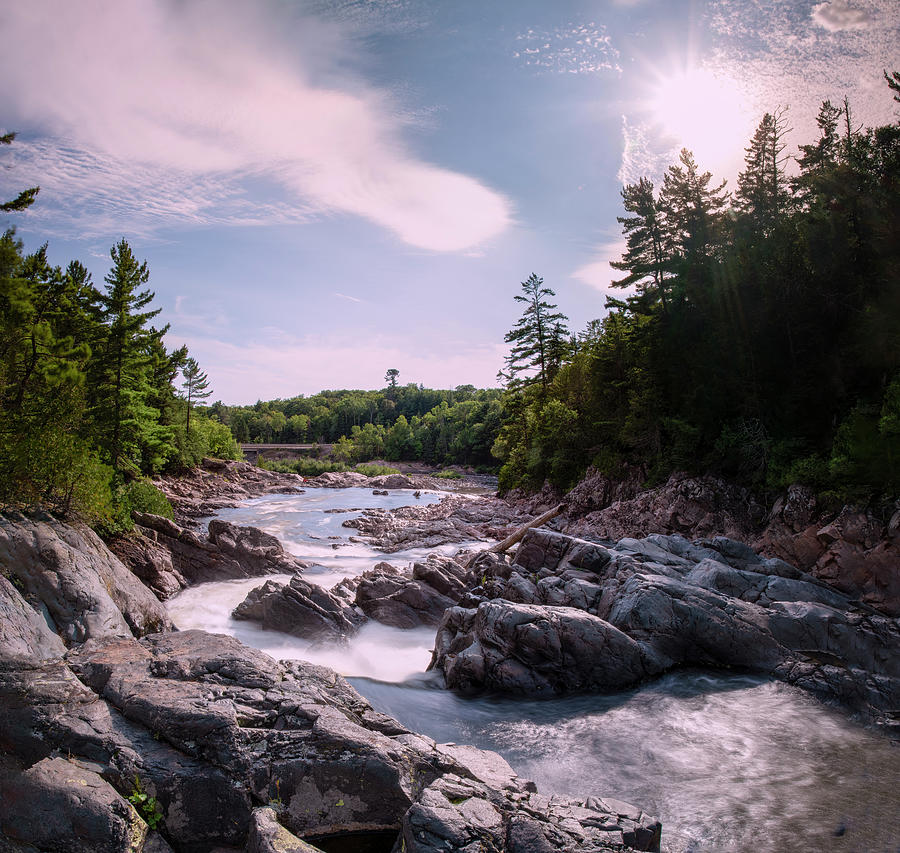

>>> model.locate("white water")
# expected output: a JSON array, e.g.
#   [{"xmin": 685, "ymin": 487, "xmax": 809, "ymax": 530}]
[{"xmin": 167, "ymin": 488, "xmax": 900, "ymax": 853}]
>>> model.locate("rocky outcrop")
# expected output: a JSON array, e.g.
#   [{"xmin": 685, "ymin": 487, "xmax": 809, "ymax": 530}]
[
  {"xmin": 232, "ymin": 575, "xmax": 365, "ymax": 640},
  {"xmin": 560, "ymin": 471, "xmax": 764, "ymax": 543},
  {"xmin": 554, "ymin": 471, "xmax": 900, "ymax": 618},
  {"xmin": 110, "ymin": 513, "xmax": 308, "ymax": 598},
  {"xmin": 0, "ymin": 511, "xmax": 174, "ymax": 642},
  {"xmin": 232, "ymin": 554, "xmax": 469, "ymax": 636},
  {"xmin": 0, "ymin": 756, "xmax": 172, "ymax": 853},
  {"xmin": 0, "ymin": 517, "xmax": 661, "ymax": 852},
  {"xmin": 347, "ymin": 494, "xmax": 532, "ymax": 552},
  {"xmin": 153, "ymin": 457, "xmax": 305, "ymax": 524},
  {"xmin": 431, "ymin": 528, "xmax": 900, "ymax": 725},
  {"xmin": 354, "ymin": 557, "xmax": 466, "ymax": 628},
  {"xmin": 754, "ymin": 487, "xmax": 900, "ymax": 617}
]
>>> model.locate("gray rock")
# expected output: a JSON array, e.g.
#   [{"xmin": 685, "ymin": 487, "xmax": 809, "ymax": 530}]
[
  {"xmin": 233, "ymin": 575, "xmax": 364, "ymax": 640},
  {"xmin": 431, "ymin": 527, "xmax": 900, "ymax": 722},
  {"xmin": 246, "ymin": 807, "xmax": 324, "ymax": 852},
  {"xmin": 0, "ymin": 512, "xmax": 173, "ymax": 644},
  {"xmin": 355, "ymin": 565, "xmax": 458, "ymax": 628},
  {"xmin": 0, "ymin": 756, "xmax": 150, "ymax": 852},
  {"xmin": 0, "ymin": 574, "xmax": 66, "ymax": 663}
]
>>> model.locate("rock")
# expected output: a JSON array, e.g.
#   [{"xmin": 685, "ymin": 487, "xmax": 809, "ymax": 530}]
[
  {"xmin": 370, "ymin": 473, "xmax": 415, "ymax": 489},
  {"xmin": 115, "ymin": 513, "xmax": 308, "ymax": 593},
  {"xmin": 0, "ymin": 756, "xmax": 154, "ymax": 852},
  {"xmin": 755, "ymin": 502, "xmax": 900, "ymax": 617},
  {"xmin": 233, "ymin": 575, "xmax": 365, "ymax": 640},
  {"xmin": 0, "ymin": 511, "xmax": 173, "ymax": 644},
  {"xmin": 246, "ymin": 807, "xmax": 324, "ymax": 852},
  {"xmin": 346, "ymin": 494, "xmax": 530, "ymax": 553},
  {"xmin": 355, "ymin": 564, "xmax": 458, "ymax": 628},
  {"xmin": 152, "ymin": 458, "xmax": 305, "ymax": 524},
  {"xmin": 0, "ymin": 573, "xmax": 67, "ymax": 664},
  {"xmin": 561, "ymin": 472, "xmax": 764, "ymax": 543},
  {"xmin": 431, "ymin": 528, "xmax": 900, "ymax": 722},
  {"xmin": 33, "ymin": 629, "xmax": 656, "ymax": 852}
]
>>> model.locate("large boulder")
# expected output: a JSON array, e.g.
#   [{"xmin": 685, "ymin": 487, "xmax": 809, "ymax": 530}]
[
  {"xmin": 0, "ymin": 511, "xmax": 173, "ymax": 643},
  {"xmin": 431, "ymin": 528, "xmax": 900, "ymax": 723},
  {"xmin": 354, "ymin": 563, "xmax": 460, "ymax": 628},
  {"xmin": 232, "ymin": 575, "xmax": 365, "ymax": 640}
]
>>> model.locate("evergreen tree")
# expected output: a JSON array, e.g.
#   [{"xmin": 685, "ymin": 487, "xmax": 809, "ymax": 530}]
[
  {"xmin": 502, "ymin": 274, "xmax": 569, "ymax": 391},
  {"xmin": 90, "ymin": 239, "xmax": 168, "ymax": 472},
  {"xmin": 658, "ymin": 150, "xmax": 730, "ymax": 308},
  {"xmin": 1, "ymin": 132, "xmax": 39, "ymax": 212},
  {"xmin": 610, "ymin": 177, "xmax": 673, "ymax": 313},
  {"xmin": 181, "ymin": 356, "xmax": 212, "ymax": 438},
  {"xmin": 735, "ymin": 108, "xmax": 792, "ymax": 232}
]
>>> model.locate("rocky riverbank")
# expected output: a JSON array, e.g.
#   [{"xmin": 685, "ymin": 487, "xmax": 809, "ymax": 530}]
[{"xmin": 0, "ymin": 507, "xmax": 662, "ymax": 852}]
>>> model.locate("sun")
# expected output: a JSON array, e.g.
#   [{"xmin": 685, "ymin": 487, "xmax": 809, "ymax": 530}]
[{"xmin": 647, "ymin": 65, "xmax": 757, "ymax": 172}]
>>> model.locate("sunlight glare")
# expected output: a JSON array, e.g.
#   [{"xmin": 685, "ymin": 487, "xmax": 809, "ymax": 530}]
[{"xmin": 649, "ymin": 66, "xmax": 755, "ymax": 171}]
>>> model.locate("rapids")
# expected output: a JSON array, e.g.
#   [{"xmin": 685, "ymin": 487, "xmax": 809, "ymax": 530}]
[{"xmin": 167, "ymin": 488, "xmax": 900, "ymax": 853}]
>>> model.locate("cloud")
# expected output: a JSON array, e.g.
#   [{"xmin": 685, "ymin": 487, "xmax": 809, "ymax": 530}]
[
  {"xmin": 0, "ymin": 1, "xmax": 511, "ymax": 251},
  {"xmin": 617, "ymin": 117, "xmax": 678, "ymax": 186},
  {"xmin": 571, "ymin": 236, "xmax": 628, "ymax": 299},
  {"xmin": 181, "ymin": 329, "xmax": 507, "ymax": 403},
  {"xmin": 811, "ymin": 0, "xmax": 871, "ymax": 32},
  {"xmin": 334, "ymin": 292, "xmax": 363, "ymax": 303},
  {"xmin": 513, "ymin": 23, "xmax": 621, "ymax": 74}
]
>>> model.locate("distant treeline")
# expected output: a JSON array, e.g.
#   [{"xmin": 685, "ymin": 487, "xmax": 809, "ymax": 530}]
[
  {"xmin": 204, "ymin": 384, "xmax": 503, "ymax": 469},
  {"xmin": 492, "ymin": 73, "xmax": 900, "ymax": 504}
]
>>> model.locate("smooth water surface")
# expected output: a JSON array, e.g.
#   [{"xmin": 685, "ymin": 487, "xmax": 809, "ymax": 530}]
[{"xmin": 168, "ymin": 488, "xmax": 900, "ymax": 853}]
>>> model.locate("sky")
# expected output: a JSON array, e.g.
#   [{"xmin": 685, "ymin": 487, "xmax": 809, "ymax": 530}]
[{"xmin": 1, "ymin": 0, "xmax": 898, "ymax": 404}]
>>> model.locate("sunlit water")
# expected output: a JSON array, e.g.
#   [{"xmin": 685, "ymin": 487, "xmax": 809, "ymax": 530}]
[{"xmin": 168, "ymin": 488, "xmax": 900, "ymax": 853}]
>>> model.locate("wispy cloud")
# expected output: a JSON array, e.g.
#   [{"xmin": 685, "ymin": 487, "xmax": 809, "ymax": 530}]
[
  {"xmin": 0, "ymin": 1, "xmax": 511, "ymax": 252},
  {"xmin": 334, "ymin": 292, "xmax": 363, "ymax": 303},
  {"xmin": 571, "ymin": 236, "xmax": 628, "ymax": 300},
  {"xmin": 513, "ymin": 23, "xmax": 621, "ymax": 74}
]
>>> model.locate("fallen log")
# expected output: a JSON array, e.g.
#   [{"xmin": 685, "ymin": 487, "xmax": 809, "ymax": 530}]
[{"xmin": 465, "ymin": 503, "xmax": 564, "ymax": 567}]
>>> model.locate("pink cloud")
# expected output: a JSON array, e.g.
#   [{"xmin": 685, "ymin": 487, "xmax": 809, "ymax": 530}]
[{"xmin": 0, "ymin": 1, "xmax": 511, "ymax": 252}]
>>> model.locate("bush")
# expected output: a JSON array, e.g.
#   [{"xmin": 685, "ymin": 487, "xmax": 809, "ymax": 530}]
[
  {"xmin": 434, "ymin": 469, "xmax": 463, "ymax": 479},
  {"xmin": 354, "ymin": 462, "xmax": 400, "ymax": 477},
  {"xmin": 257, "ymin": 457, "xmax": 349, "ymax": 476}
]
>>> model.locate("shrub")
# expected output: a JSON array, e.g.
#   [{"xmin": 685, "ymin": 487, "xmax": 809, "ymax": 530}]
[
  {"xmin": 434, "ymin": 469, "xmax": 463, "ymax": 479},
  {"xmin": 354, "ymin": 463, "xmax": 400, "ymax": 477}
]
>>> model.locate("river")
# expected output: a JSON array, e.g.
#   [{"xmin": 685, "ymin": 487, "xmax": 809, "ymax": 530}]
[{"xmin": 167, "ymin": 488, "xmax": 900, "ymax": 853}]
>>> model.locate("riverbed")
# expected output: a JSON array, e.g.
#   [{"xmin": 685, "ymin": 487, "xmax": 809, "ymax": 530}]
[{"xmin": 167, "ymin": 488, "xmax": 900, "ymax": 853}]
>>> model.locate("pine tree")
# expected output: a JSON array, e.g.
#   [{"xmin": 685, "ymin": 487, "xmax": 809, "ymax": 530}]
[
  {"xmin": 610, "ymin": 177, "xmax": 673, "ymax": 314},
  {"xmin": 0, "ymin": 132, "xmax": 39, "ymax": 212},
  {"xmin": 181, "ymin": 356, "xmax": 212, "ymax": 438},
  {"xmin": 735, "ymin": 108, "xmax": 792, "ymax": 232},
  {"xmin": 90, "ymin": 239, "xmax": 167, "ymax": 472},
  {"xmin": 502, "ymin": 274, "xmax": 569, "ymax": 392},
  {"xmin": 658, "ymin": 149, "xmax": 730, "ymax": 307}
]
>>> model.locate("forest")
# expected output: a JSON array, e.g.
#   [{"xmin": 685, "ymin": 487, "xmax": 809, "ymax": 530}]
[
  {"xmin": 2, "ymin": 71, "xmax": 899, "ymax": 526},
  {"xmin": 489, "ymin": 74, "xmax": 900, "ymax": 504}
]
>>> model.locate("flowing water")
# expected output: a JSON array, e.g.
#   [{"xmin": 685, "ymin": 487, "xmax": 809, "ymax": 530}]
[{"xmin": 167, "ymin": 488, "xmax": 900, "ymax": 853}]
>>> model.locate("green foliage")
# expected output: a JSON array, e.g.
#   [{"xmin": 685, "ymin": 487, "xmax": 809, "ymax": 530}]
[
  {"xmin": 494, "ymin": 73, "xmax": 900, "ymax": 501},
  {"xmin": 434, "ymin": 469, "xmax": 463, "ymax": 479},
  {"xmin": 354, "ymin": 462, "xmax": 400, "ymax": 476},
  {"xmin": 127, "ymin": 776, "xmax": 163, "ymax": 830},
  {"xmin": 258, "ymin": 457, "xmax": 349, "ymax": 476},
  {"xmin": 121, "ymin": 480, "xmax": 174, "ymax": 519}
]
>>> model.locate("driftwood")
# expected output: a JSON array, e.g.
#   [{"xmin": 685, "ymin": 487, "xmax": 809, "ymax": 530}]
[{"xmin": 465, "ymin": 503, "xmax": 564, "ymax": 568}]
